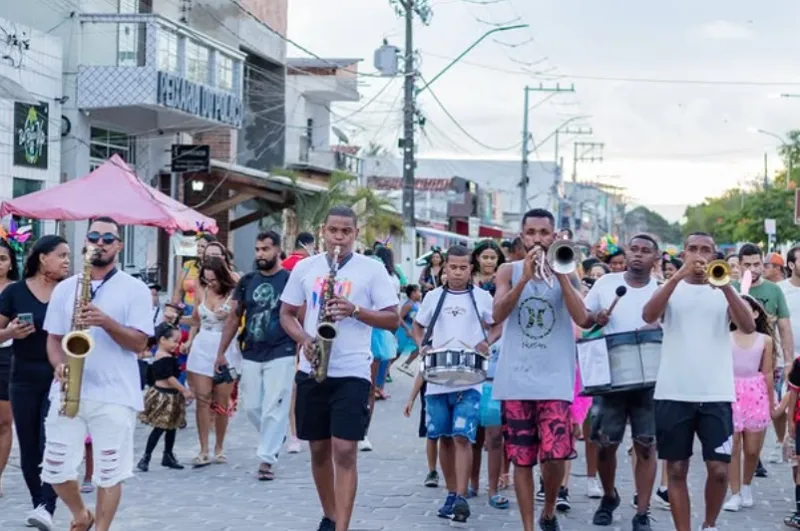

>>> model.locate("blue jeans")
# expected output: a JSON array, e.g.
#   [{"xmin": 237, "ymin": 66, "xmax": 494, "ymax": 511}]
[
  {"xmin": 425, "ymin": 389, "xmax": 481, "ymax": 443},
  {"xmin": 10, "ymin": 360, "xmax": 58, "ymax": 514}
]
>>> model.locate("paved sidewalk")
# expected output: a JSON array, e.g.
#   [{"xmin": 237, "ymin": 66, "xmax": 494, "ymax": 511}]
[{"xmin": 0, "ymin": 372, "xmax": 797, "ymax": 530}]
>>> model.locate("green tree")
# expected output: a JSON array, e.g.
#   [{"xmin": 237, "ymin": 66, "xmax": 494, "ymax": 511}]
[{"xmin": 623, "ymin": 206, "xmax": 682, "ymax": 244}]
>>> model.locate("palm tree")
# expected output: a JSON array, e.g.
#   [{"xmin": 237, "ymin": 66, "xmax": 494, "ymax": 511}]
[{"xmin": 280, "ymin": 170, "xmax": 401, "ymax": 250}]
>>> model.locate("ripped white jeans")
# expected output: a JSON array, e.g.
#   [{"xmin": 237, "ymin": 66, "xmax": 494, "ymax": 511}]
[{"xmin": 42, "ymin": 398, "xmax": 136, "ymax": 488}]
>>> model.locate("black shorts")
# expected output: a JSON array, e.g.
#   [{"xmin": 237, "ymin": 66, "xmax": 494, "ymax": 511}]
[
  {"xmin": 655, "ymin": 400, "xmax": 733, "ymax": 463},
  {"xmin": 418, "ymin": 381, "xmax": 428, "ymax": 438},
  {"xmin": 591, "ymin": 388, "xmax": 656, "ymax": 447},
  {"xmin": 0, "ymin": 347, "xmax": 10, "ymax": 401},
  {"xmin": 294, "ymin": 371, "xmax": 371, "ymax": 442}
]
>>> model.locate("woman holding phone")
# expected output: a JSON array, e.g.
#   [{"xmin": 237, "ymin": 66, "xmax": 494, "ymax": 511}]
[
  {"xmin": 0, "ymin": 235, "xmax": 70, "ymax": 530},
  {"xmin": 0, "ymin": 237, "xmax": 19, "ymax": 497}
]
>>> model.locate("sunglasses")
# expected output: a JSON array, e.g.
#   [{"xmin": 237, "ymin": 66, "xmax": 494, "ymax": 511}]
[{"xmin": 87, "ymin": 231, "xmax": 120, "ymax": 245}]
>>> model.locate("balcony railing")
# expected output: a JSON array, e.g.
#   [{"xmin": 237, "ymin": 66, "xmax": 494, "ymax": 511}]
[
  {"xmin": 76, "ymin": 13, "xmax": 246, "ymax": 128},
  {"xmin": 295, "ymin": 147, "xmax": 362, "ymax": 175}
]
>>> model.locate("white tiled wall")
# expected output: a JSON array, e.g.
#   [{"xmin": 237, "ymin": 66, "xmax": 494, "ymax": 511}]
[{"xmin": 0, "ymin": 17, "xmax": 63, "ymax": 234}]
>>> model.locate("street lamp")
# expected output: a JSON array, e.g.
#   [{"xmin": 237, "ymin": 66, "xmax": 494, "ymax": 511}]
[{"xmin": 749, "ymin": 127, "xmax": 792, "ymax": 190}]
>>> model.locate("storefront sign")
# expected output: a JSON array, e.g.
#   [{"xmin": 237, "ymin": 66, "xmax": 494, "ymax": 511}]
[
  {"xmin": 157, "ymin": 71, "xmax": 243, "ymax": 128},
  {"xmin": 14, "ymin": 102, "xmax": 49, "ymax": 169},
  {"xmin": 171, "ymin": 144, "xmax": 210, "ymax": 173}
]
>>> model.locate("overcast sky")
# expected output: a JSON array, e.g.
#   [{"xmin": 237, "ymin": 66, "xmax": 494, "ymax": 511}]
[{"xmin": 288, "ymin": 0, "xmax": 800, "ymax": 222}]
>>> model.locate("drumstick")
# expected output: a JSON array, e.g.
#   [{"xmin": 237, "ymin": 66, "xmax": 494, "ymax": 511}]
[
  {"xmin": 588, "ymin": 285, "xmax": 628, "ymax": 334},
  {"xmin": 459, "ymin": 340, "xmax": 490, "ymax": 359}
]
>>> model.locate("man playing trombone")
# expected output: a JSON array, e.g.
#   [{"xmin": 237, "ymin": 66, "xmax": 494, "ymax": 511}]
[
  {"xmin": 492, "ymin": 208, "xmax": 591, "ymax": 531},
  {"xmin": 642, "ymin": 232, "xmax": 755, "ymax": 531}
]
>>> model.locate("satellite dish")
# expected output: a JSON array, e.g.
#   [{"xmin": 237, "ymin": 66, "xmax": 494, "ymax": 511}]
[{"xmin": 332, "ymin": 126, "xmax": 349, "ymax": 144}]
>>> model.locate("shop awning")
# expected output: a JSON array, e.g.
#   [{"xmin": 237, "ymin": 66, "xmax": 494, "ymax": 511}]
[{"xmin": 0, "ymin": 154, "xmax": 217, "ymax": 234}]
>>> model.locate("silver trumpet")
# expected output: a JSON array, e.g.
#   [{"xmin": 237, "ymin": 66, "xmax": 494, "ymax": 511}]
[{"xmin": 546, "ymin": 239, "xmax": 581, "ymax": 275}]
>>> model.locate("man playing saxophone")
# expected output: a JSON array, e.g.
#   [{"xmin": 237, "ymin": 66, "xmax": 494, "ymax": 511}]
[
  {"xmin": 280, "ymin": 205, "xmax": 400, "ymax": 531},
  {"xmin": 42, "ymin": 217, "xmax": 153, "ymax": 531}
]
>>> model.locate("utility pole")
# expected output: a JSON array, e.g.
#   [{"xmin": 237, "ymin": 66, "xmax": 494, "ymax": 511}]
[
  {"xmin": 764, "ymin": 152, "xmax": 769, "ymax": 190},
  {"xmin": 553, "ymin": 127, "xmax": 591, "ymax": 226},
  {"xmin": 572, "ymin": 141, "xmax": 604, "ymax": 182},
  {"xmin": 520, "ymin": 83, "xmax": 575, "ymax": 215}
]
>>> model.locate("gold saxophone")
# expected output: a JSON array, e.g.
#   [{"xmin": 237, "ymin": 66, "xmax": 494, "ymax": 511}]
[
  {"xmin": 59, "ymin": 246, "xmax": 97, "ymax": 418},
  {"xmin": 311, "ymin": 245, "xmax": 341, "ymax": 383}
]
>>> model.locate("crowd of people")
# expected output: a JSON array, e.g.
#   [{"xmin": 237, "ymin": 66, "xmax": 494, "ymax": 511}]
[{"xmin": 0, "ymin": 206, "xmax": 799, "ymax": 531}]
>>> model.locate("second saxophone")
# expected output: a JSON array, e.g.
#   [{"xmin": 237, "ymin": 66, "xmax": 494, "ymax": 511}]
[{"xmin": 311, "ymin": 245, "xmax": 341, "ymax": 382}]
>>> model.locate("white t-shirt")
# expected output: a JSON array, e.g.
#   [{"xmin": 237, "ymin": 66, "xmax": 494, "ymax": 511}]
[
  {"xmin": 654, "ymin": 281, "xmax": 734, "ymax": 402},
  {"xmin": 280, "ymin": 252, "xmax": 400, "ymax": 382},
  {"xmin": 779, "ymin": 279, "xmax": 800, "ymax": 357},
  {"xmin": 584, "ymin": 273, "xmax": 658, "ymax": 335},
  {"xmin": 415, "ymin": 286, "xmax": 494, "ymax": 396},
  {"xmin": 44, "ymin": 270, "xmax": 154, "ymax": 411}
]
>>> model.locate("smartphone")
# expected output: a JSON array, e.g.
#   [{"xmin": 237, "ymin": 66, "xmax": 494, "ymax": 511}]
[{"xmin": 18, "ymin": 313, "xmax": 33, "ymax": 326}]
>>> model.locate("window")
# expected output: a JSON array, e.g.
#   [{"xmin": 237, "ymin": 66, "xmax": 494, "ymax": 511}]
[
  {"xmin": 12, "ymin": 178, "xmax": 43, "ymax": 242},
  {"xmin": 157, "ymin": 29, "xmax": 178, "ymax": 73},
  {"xmin": 218, "ymin": 54, "xmax": 234, "ymax": 91},
  {"xmin": 90, "ymin": 127, "xmax": 135, "ymax": 169},
  {"xmin": 185, "ymin": 41, "xmax": 209, "ymax": 84}
]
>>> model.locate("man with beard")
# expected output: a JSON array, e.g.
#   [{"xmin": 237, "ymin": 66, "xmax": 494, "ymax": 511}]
[
  {"xmin": 492, "ymin": 208, "xmax": 591, "ymax": 531},
  {"xmin": 583, "ymin": 234, "xmax": 661, "ymax": 531},
  {"xmin": 736, "ymin": 243, "xmax": 794, "ymax": 468},
  {"xmin": 216, "ymin": 231, "xmax": 296, "ymax": 481},
  {"xmin": 42, "ymin": 217, "xmax": 153, "ymax": 531}
]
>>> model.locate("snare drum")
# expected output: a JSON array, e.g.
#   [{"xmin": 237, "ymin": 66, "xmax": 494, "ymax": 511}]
[
  {"xmin": 578, "ymin": 329, "xmax": 662, "ymax": 396},
  {"xmin": 422, "ymin": 348, "xmax": 488, "ymax": 386}
]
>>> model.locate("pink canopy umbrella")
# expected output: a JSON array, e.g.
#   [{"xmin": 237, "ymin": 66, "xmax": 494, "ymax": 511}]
[{"xmin": 0, "ymin": 154, "xmax": 217, "ymax": 234}]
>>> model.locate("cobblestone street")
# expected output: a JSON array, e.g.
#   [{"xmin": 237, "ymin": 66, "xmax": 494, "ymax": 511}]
[{"xmin": 1, "ymin": 372, "xmax": 797, "ymax": 530}]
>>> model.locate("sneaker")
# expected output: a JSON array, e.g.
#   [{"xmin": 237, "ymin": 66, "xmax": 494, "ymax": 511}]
[
  {"xmin": 358, "ymin": 437, "xmax": 373, "ymax": 452},
  {"xmin": 754, "ymin": 459, "xmax": 768, "ymax": 477},
  {"xmin": 784, "ymin": 512, "xmax": 800, "ymax": 528},
  {"xmin": 452, "ymin": 495, "xmax": 471, "ymax": 523},
  {"xmin": 317, "ymin": 516, "xmax": 335, "ymax": 531},
  {"xmin": 424, "ymin": 470, "xmax": 439, "ymax": 488},
  {"xmin": 592, "ymin": 489, "xmax": 620, "ymax": 526},
  {"xmin": 536, "ymin": 477, "xmax": 545, "ymax": 502},
  {"xmin": 654, "ymin": 487, "xmax": 670, "ymax": 509},
  {"xmin": 398, "ymin": 363, "xmax": 415, "ymax": 376},
  {"xmin": 587, "ymin": 477, "xmax": 603, "ymax": 499},
  {"xmin": 538, "ymin": 514, "xmax": 560, "ymax": 531},
  {"xmin": 769, "ymin": 442, "xmax": 784, "ymax": 463},
  {"xmin": 740, "ymin": 484, "xmax": 754, "ymax": 508},
  {"xmin": 287, "ymin": 437, "xmax": 302, "ymax": 454},
  {"xmin": 722, "ymin": 493, "xmax": 742, "ymax": 512},
  {"xmin": 25, "ymin": 505, "xmax": 53, "ymax": 531},
  {"xmin": 556, "ymin": 487, "xmax": 571, "ymax": 512},
  {"xmin": 631, "ymin": 492, "xmax": 638, "ymax": 508},
  {"xmin": 437, "ymin": 492, "xmax": 457, "ymax": 519},
  {"xmin": 632, "ymin": 512, "xmax": 652, "ymax": 531}
]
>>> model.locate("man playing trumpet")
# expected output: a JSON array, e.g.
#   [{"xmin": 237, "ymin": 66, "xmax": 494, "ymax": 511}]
[{"xmin": 642, "ymin": 232, "xmax": 755, "ymax": 531}]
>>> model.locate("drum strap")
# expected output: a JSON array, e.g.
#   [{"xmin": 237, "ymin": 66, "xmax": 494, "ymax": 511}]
[
  {"xmin": 466, "ymin": 285, "xmax": 490, "ymax": 346},
  {"xmin": 421, "ymin": 288, "xmax": 448, "ymax": 348},
  {"xmin": 421, "ymin": 285, "xmax": 490, "ymax": 348}
]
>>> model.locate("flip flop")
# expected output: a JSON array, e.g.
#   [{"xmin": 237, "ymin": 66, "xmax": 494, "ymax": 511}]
[
  {"xmin": 467, "ymin": 486, "xmax": 478, "ymax": 499},
  {"xmin": 498, "ymin": 473, "xmax": 512, "ymax": 491},
  {"xmin": 192, "ymin": 454, "xmax": 210, "ymax": 468},
  {"xmin": 214, "ymin": 453, "xmax": 228, "ymax": 464},
  {"xmin": 257, "ymin": 464, "xmax": 274, "ymax": 481},
  {"xmin": 69, "ymin": 509, "xmax": 95, "ymax": 531},
  {"xmin": 489, "ymin": 494, "xmax": 509, "ymax": 509}
]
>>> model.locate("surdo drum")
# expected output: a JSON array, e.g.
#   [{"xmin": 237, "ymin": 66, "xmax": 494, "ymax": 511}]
[
  {"xmin": 578, "ymin": 329, "xmax": 662, "ymax": 396},
  {"xmin": 421, "ymin": 348, "xmax": 488, "ymax": 386}
]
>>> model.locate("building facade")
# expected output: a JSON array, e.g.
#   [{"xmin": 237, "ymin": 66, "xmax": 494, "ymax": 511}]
[{"xmin": 0, "ymin": 17, "xmax": 63, "ymax": 242}]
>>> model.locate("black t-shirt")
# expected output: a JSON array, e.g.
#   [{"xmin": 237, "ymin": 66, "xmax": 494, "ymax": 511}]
[
  {"xmin": 235, "ymin": 270, "xmax": 296, "ymax": 363},
  {"xmin": 0, "ymin": 279, "xmax": 51, "ymax": 365}
]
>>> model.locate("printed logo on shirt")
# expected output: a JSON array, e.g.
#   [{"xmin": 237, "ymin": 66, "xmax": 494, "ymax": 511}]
[
  {"xmin": 310, "ymin": 276, "xmax": 353, "ymax": 309},
  {"xmin": 518, "ymin": 296, "xmax": 556, "ymax": 342},
  {"xmin": 442, "ymin": 304, "xmax": 467, "ymax": 318}
]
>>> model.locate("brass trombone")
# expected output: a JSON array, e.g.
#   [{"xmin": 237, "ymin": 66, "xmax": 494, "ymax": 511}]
[{"xmin": 706, "ymin": 260, "xmax": 731, "ymax": 287}]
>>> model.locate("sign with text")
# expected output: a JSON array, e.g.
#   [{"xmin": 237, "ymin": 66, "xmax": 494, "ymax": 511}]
[
  {"xmin": 157, "ymin": 71, "xmax": 243, "ymax": 128},
  {"xmin": 14, "ymin": 101, "xmax": 49, "ymax": 169},
  {"xmin": 764, "ymin": 218, "xmax": 776, "ymax": 235},
  {"xmin": 171, "ymin": 144, "xmax": 210, "ymax": 173}
]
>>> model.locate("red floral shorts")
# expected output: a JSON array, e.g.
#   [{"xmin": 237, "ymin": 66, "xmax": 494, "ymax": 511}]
[{"xmin": 502, "ymin": 399, "xmax": 574, "ymax": 467}]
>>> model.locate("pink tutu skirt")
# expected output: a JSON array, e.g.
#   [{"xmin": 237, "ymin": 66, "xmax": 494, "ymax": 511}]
[
  {"xmin": 570, "ymin": 366, "xmax": 592, "ymax": 424},
  {"xmin": 732, "ymin": 374, "xmax": 770, "ymax": 433}
]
